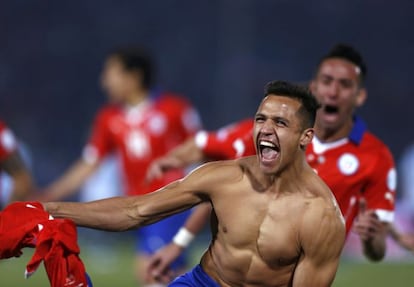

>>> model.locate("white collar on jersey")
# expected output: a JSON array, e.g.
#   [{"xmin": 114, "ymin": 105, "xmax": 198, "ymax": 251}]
[
  {"xmin": 124, "ymin": 99, "xmax": 151, "ymax": 124},
  {"xmin": 312, "ymin": 136, "xmax": 349, "ymax": 154}
]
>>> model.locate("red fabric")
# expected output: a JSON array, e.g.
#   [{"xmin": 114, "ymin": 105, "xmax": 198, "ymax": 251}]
[
  {"xmin": 0, "ymin": 202, "xmax": 88, "ymax": 287},
  {"xmin": 0, "ymin": 201, "xmax": 49, "ymax": 258},
  {"xmin": 26, "ymin": 219, "xmax": 87, "ymax": 287},
  {"xmin": 307, "ymin": 132, "xmax": 396, "ymax": 234}
]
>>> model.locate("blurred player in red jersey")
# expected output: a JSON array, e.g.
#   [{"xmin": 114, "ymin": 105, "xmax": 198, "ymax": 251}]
[
  {"xmin": 0, "ymin": 120, "xmax": 35, "ymax": 205},
  {"xmin": 145, "ymin": 44, "xmax": 397, "ymax": 282},
  {"xmin": 41, "ymin": 46, "xmax": 202, "ymax": 286}
]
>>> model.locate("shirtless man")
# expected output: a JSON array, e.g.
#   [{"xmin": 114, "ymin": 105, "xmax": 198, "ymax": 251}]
[
  {"xmin": 43, "ymin": 80, "xmax": 345, "ymax": 287},
  {"xmin": 145, "ymin": 45, "xmax": 395, "ymax": 282}
]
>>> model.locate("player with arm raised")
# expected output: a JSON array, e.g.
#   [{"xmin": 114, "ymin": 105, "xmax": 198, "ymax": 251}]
[
  {"xmin": 43, "ymin": 80, "xmax": 345, "ymax": 287},
  {"xmin": 146, "ymin": 44, "xmax": 397, "ymax": 281}
]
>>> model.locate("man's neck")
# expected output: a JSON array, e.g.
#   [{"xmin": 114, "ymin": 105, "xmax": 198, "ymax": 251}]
[
  {"xmin": 314, "ymin": 118, "xmax": 353, "ymax": 143},
  {"xmin": 262, "ymin": 154, "xmax": 308, "ymax": 192},
  {"xmin": 124, "ymin": 90, "xmax": 149, "ymax": 107}
]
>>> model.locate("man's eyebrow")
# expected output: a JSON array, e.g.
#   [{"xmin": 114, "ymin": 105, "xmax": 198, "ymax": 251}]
[{"xmin": 272, "ymin": 116, "xmax": 290, "ymax": 124}]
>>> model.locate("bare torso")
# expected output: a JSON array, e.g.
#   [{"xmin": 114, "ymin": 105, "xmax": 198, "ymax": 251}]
[{"xmin": 199, "ymin": 156, "xmax": 342, "ymax": 287}]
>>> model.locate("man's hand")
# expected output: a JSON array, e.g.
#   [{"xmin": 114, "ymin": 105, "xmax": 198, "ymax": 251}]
[
  {"xmin": 353, "ymin": 198, "xmax": 387, "ymax": 261},
  {"xmin": 146, "ymin": 156, "xmax": 183, "ymax": 182},
  {"xmin": 146, "ymin": 137, "xmax": 205, "ymax": 182},
  {"xmin": 146, "ymin": 243, "xmax": 183, "ymax": 283},
  {"xmin": 353, "ymin": 198, "xmax": 383, "ymax": 241}
]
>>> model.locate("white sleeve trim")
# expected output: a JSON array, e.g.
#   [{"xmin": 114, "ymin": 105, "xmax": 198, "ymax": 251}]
[
  {"xmin": 375, "ymin": 209, "xmax": 395, "ymax": 223},
  {"xmin": 194, "ymin": 131, "xmax": 208, "ymax": 149},
  {"xmin": 0, "ymin": 128, "xmax": 17, "ymax": 152}
]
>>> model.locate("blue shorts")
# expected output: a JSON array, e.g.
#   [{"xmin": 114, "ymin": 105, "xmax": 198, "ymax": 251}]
[
  {"xmin": 169, "ymin": 265, "xmax": 220, "ymax": 287},
  {"xmin": 135, "ymin": 210, "xmax": 191, "ymax": 270}
]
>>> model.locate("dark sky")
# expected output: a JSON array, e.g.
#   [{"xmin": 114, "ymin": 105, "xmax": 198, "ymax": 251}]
[{"xmin": 1, "ymin": 0, "xmax": 413, "ymax": 183}]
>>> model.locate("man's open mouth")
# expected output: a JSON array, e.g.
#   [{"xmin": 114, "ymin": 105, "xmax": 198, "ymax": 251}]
[
  {"xmin": 259, "ymin": 140, "xmax": 280, "ymax": 161},
  {"xmin": 324, "ymin": 105, "xmax": 339, "ymax": 114}
]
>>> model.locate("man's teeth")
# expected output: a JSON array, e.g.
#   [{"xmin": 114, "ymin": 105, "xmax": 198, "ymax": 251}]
[{"xmin": 260, "ymin": 141, "xmax": 276, "ymax": 148}]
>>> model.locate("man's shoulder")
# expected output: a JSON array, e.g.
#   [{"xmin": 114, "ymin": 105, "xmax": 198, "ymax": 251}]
[
  {"xmin": 95, "ymin": 104, "xmax": 121, "ymax": 119},
  {"xmin": 357, "ymin": 131, "xmax": 394, "ymax": 165},
  {"xmin": 360, "ymin": 131, "xmax": 391, "ymax": 152},
  {"xmin": 301, "ymin": 184, "xmax": 345, "ymax": 235},
  {"xmin": 154, "ymin": 93, "xmax": 192, "ymax": 110},
  {"xmin": 191, "ymin": 158, "xmax": 249, "ymax": 184},
  {"xmin": 302, "ymin": 170, "xmax": 343, "ymax": 216}
]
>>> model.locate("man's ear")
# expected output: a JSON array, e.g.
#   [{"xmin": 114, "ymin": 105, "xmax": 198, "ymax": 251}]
[
  {"xmin": 309, "ymin": 80, "xmax": 316, "ymax": 94},
  {"xmin": 356, "ymin": 88, "xmax": 367, "ymax": 107},
  {"xmin": 300, "ymin": 128, "xmax": 314, "ymax": 149}
]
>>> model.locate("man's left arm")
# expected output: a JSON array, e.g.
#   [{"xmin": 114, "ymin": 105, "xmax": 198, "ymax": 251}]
[
  {"xmin": 353, "ymin": 146, "xmax": 396, "ymax": 261},
  {"xmin": 292, "ymin": 204, "xmax": 345, "ymax": 286},
  {"xmin": 353, "ymin": 199, "xmax": 389, "ymax": 261}
]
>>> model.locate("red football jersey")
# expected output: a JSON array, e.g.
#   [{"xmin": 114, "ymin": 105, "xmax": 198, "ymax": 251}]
[
  {"xmin": 306, "ymin": 117, "xmax": 396, "ymax": 233},
  {"xmin": 83, "ymin": 93, "xmax": 201, "ymax": 196},
  {"xmin": 0, "ymin": 121, "xmax": 17, "ymax": 161},
  {"xmin": 196, "ymin": 117, "xmax": 396, "ymax": 234},
  {"xmin": 194, "ymin": 118, "xmax": 255, "ymax": 159}
]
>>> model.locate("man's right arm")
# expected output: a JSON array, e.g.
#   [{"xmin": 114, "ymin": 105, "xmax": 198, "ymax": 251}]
[
  {"xmin": 43, "ymin": 161, "xmax": 226, "ymax": 232},
  {"xmin": 42, "ymin": 159, "xmax": 99, "ymax": 201}
]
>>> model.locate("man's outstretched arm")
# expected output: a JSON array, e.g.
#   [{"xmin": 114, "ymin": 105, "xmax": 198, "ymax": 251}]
[{"xmin": 43, "ymin": 162, "xmax": 223, "ymax": 232}]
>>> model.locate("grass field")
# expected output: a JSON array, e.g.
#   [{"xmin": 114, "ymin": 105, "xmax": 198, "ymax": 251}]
[{"xmin": 1, "ymin": 237, "xmax": 414, "ymax": 287}]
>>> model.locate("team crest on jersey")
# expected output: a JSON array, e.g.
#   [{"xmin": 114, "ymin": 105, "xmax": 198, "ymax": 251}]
[
  {"xmin": 387, "ymin": 168, "xmax": 397, "ymax": 191},
  {"xmin": 337, "ymin": 153, "xmax": 359, "ymax": 175}
]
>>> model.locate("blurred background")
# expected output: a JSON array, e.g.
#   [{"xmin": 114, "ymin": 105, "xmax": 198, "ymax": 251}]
[{"xmin": 1, "ymin": 0, "xmax": 414, "ymax": 286}]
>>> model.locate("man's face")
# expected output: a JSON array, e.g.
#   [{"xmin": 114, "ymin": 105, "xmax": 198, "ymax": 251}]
[
  {"xmin": 310, "ymin": 58, "xmax": 365, "ymax": 132},
  {"xmin": 100, "ymin": 56, "xmax": 140, "ymax": 104},
  {"xmin": 254, "ymin": 95, "xmax": 306, "ymax": 175}
]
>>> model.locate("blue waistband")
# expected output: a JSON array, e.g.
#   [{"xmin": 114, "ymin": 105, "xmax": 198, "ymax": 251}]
[
  {"xmin": 170, "ymin": 264, "xmax": 220, "ymax": 287},
  {"xmin": 192, "ymin": 265, "xmax": 219, "ymax": 286}
]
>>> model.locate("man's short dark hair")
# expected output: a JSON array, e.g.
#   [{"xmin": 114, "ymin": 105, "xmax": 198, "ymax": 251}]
[
  {"xmin": 264, "ymin": 80, "xmax": 320, "ymax": 129},
  {"xmin": 316, "ymin": 44, "xmax": 367, "ymax": 86},
  {"xmin": 109, "ymin": 46, "xmax": 154, "ymax": 89}
]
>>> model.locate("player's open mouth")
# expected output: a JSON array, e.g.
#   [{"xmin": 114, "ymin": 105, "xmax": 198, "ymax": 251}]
[
  {"xmin": 324, "ymin": 105, "xmax": 339, "ymax": 114},
  {"xmin": 258, "ymin": 140, "xmax": 280, "ymax": 163}
]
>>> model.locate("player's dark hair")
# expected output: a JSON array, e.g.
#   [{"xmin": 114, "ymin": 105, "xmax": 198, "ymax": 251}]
[
  {"xmin": 109, "ymin": 46, "xmax": 154, "ymax": 89},
  {"xmin": 315, "ymin": 43, "xmax": 367, "ymax": 86},
  {"xmin": 264, "ymin": 80, "xmax": 320, "ymax": 129}
]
